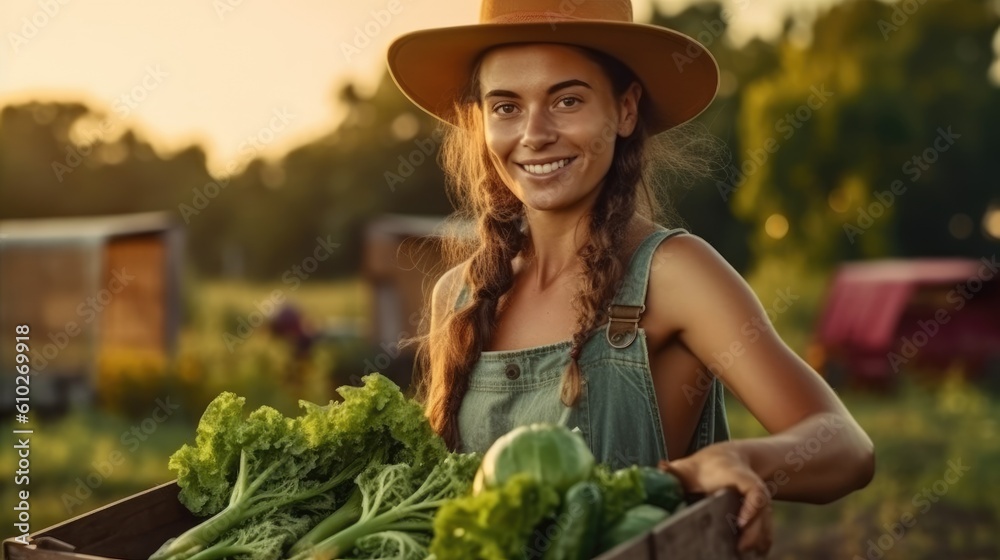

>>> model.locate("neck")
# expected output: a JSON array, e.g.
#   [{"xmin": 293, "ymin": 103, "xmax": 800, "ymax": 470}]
[{"xmin": 520, "ymin": 208, "xmax": 592, "ymax": 293}]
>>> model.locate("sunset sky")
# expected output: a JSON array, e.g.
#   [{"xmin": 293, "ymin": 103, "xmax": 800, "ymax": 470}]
[{"xmin": 0, "ymin": 0, "xmax": 840, "ymax": 175}]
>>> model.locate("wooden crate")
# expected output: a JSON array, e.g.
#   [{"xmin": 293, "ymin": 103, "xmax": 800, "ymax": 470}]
[
  {"xmin": 3, "ymin": 482, "xmax": 194, "ymax": 560},
  {"xmin": 3, "ymin": 484, "xmax": 742, "ymax": 560},
  {"xmin": 594, "ymin": 488, "xmax": 743, "ymax": 560}
]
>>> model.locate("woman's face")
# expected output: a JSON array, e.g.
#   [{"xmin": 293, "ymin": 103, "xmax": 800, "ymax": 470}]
[{"xmin": 477, "ymin": 44, "xmax": 641, "ymax": 214}]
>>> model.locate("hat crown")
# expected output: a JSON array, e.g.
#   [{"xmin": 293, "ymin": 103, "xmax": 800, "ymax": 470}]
[{"xmin": 480, "ymin": 0, "xmax": 633, "ymax": 24}]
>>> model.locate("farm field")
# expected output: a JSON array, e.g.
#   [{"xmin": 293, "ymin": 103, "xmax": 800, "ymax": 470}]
[{"xmin": 3, "ymin": 280, "xmax": 997, "ymax": 559}]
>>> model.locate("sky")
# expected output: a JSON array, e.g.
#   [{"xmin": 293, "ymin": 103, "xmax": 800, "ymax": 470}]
[{"xmin": 0, "ymin": 0, "xmax": 842, "ymax": 176}]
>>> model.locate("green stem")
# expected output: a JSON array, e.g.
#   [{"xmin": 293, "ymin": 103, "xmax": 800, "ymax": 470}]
[
  {"xmin": 289, "ymin": 487, "xmax": 363, "ymax": 555},
  {"xmin": 150, "ymin": 459, "xmax": 277, "ymax": 560},
  {"xmin": 181, "ymin": 536, "xmax": 251, "ymax": 560},
  {"xmin": 294, "ymin": 509, "xmax": 434, "ymax": 560}
]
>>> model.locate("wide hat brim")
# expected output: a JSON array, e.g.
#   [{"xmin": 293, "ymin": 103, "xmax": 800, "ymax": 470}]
[{"xmin": 386, "ymin": 20, "xmax": 719, "ymax": 136}]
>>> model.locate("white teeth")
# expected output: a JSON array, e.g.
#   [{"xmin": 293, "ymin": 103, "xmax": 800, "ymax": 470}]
[{"xmin": 522, "ymin": 158, "xmax": 571, "ymax": 175}]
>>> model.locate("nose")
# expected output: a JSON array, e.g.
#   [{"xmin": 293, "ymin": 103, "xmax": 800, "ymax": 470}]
[{"xmin": 520, "ymin": 107, "xmax": 557, "ymax": 150}]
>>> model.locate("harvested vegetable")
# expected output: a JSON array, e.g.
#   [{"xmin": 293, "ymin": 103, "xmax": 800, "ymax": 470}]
[
  {"xmin": 591, "ymin": 464, "xmax": 646, "ymax": 528},
  {"xmin": 597, "ymin": 503, "xmax": 671, "ymax": 554},
  {"xmin": 637, "ymin": 466, "xmax": 685, "ymax": 513},
  {"xmin": 431, "ymin": 472, "xmax": 562, "ymax": 560},
  {"xmin": 151, "ymin": 374, "xmax": 446, "ymax": 560},
  {"xmin": 289, "ymin": 452, "xmax": 481, "ymax": 560},
  {"xmin": 540, "ymin": 481, "xmax": 604, "ymax": 560},
  {"xmin": 473, "ymin": 423, "xmax": 595, "ymax": 496}
]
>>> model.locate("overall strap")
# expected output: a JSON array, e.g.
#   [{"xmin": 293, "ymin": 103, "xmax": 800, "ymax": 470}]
[{"xmin": 605, "ymin": 227, "xmax": 689, "ymax": 349}]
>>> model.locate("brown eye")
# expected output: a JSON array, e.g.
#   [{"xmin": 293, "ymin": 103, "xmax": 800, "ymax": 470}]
[{"xmin": 493, "ymin": 103, "xmax": 516, "ymax": 115}]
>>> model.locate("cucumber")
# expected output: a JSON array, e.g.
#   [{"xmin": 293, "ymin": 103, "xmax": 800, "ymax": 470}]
[
  {"xmin": 597, "ymin": 504, "xmax": 670, "ymax": 554},
  {"xmin": 637, "ymin": 466, "xmax": 685, "ymax": 513},
  {"xmin": 542, "ymin": 481, "xmax": 604, "ymax": 560}
]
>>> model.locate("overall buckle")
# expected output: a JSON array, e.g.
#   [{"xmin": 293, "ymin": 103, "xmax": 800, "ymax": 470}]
[{"xmin": 606, "ymin": 304, "xmax": 644, "ymax": 349}]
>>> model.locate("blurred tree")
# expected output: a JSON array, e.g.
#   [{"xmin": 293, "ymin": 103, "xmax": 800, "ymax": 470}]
[
  {"xmin": 734, "ymin": 0, "xmax": 1000, "ymax": 267},
  {"xmin": 648, "ymin": 2, "xmax": 784, "ymax": 272},
  {"xmin": 2, "ymin": 0, "xmax": 997, "ymax": 290}
]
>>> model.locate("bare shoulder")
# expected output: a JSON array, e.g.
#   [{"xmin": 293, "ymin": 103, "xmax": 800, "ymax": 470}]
[{"xmin": 644, "ymin": 231, "xmax": 752, "ymax": 337}]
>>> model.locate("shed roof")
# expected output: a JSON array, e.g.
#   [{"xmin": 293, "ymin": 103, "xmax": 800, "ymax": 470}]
[
  {"xmin": 817, "ymin": 258, "xmax": 986, "ymax": 351},
  {"xmin": 0, "ymin": 211, "xmax": 175, "ymax": 243}
]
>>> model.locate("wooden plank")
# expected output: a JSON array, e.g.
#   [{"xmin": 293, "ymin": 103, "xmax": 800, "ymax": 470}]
[
  {"xmin": 593, "ymin": 488, "xmax": 741, "ymax": 560},
  {"xmin": 3, "ymin": 481, "xmax": 198, "ymax": 560},
  {"xmin": 3, "ymin": 483, "xmax": 744, "ymax": 560},
  {"xmin": 649, "ymin": 488, "xmax": 743, "ymax": 559},
  {"xmin": 592, "ymin": 531, "xmax": 654, "ymax": 560}
]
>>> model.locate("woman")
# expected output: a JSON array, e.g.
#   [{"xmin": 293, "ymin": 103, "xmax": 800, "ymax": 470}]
[{"xmin": 388, "ymin": 0, "xmax": 874, "ymax": 555}]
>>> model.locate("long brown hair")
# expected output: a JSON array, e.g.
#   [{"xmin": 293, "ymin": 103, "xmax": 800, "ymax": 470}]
[{"xmin": 403, "ymin": 44, "xmax": 723, "ymax": 450}]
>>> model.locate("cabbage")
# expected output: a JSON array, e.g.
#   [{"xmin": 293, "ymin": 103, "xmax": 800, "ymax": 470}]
[{"xmin": 472, "ymin": 424, "xmax": 595, "ymax": 496}]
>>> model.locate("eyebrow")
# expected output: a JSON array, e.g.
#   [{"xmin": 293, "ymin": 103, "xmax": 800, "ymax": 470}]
[{"xmin": 482, "ymin": 79, "xmax": 592, "ymax": 100}]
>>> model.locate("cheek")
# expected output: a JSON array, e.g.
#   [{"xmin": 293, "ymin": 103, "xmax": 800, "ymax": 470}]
[{"xmin": 580, "ymin": 123, "xmax": 618, "ymax": 166}]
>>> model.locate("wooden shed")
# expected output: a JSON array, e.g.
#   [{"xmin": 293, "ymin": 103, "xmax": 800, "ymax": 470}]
[
  {"xmin": 0, "ymin": 211, "xmax": 183, "ymax": 408},
  {"xmin": 811, "ymin": 257, "xmax": 1000, "ymax": 389},
  {"xmin": 361, "ymin": 214, "xmax": 473, "ymax": 386}
]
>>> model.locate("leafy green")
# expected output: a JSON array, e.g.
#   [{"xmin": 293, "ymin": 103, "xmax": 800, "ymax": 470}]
[
  {"xmin": 289, "ymin": 452, "xmax": 481, "ymax": 560},
  {"xmin": 152, "ymin": 374, "xmax": 446, "ymax": 560},
  {"xmin": 592, "ymin": 464, "xmax": 646, "ymax": 528},
  {"xmin": 343, "ymin": 531, "xmax": 432, "ymax": 560},
  {"xmin": 181, "ymin": 510, "xmax": 312, "ymax": 560},
  {"xmin": 431, "ymin": 473, "xmax": 562, "ymax": 560}
]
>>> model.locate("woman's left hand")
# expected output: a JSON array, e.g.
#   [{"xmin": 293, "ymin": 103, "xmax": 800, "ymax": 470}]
[{"xmin": 659, "ymin": 442, "xmax": 773, "ymax": 557}]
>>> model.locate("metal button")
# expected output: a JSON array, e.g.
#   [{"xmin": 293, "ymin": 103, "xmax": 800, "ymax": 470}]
[
  {"xmin": 611, "ymin": 332, "xmax": 624, "ymax": 343},
  {"xmin": 504, "ymin": 363, "xmax": 521, "ymax": 380}
]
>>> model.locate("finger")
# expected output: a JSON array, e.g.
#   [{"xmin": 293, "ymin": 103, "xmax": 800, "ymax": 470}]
[
  {"xmin": 736, "ymin": 510, "xmax": 766, "ymax": 553},
  {"xmin": 737, "ymin": 504, "xmax": 773, "ymax": 555},
  {"xmin": 736, "ymin": 477, "xmax": 771, "ymax": 530},
  {"xmin": 734, "ymin": 476, "xmax": 771, "ymax": 553},
  {"xmin": 660, "ymin": 459, "xmax": 706, "ymax": 493}
]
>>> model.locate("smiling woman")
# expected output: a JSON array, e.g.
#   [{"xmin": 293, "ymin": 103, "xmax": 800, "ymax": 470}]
[{"xmin": 387, "ymin": 0, "xmax": 875, "ymax": 556}]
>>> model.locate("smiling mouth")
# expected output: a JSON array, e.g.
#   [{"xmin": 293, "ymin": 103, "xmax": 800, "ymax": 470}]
[{"xmin": 518, "ymin": 157, "xmax": 577, "ymax": 176}]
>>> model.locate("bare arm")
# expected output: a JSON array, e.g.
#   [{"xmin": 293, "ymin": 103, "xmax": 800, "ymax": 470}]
[
  {"xmin": 646, "ymin": 234, "xmax": 873, "ymax": 553},
  {"xmin": 649, "ymin": 233, "xmax": 874, "ymax": 499}
]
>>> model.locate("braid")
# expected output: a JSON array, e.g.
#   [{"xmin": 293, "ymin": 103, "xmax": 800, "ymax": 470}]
[
  {"xmin": 559, "ymin": 112, "xmax": 646, "ymax": 407},
  {"xmin": 414, "ymin": 42, "xmax": 723, "ymax": 451},
  {"xmin": 437, "ymin": 212, "xmax": 524, "ymax": 448}
]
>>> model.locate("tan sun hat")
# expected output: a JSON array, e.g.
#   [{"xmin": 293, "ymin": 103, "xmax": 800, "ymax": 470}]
[{"xmin": 385, "ymin": 0, "xmax": 720, "ymax": 136}]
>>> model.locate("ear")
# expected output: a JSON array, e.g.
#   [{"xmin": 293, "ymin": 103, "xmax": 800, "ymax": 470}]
[{"xmin": 618, "ymin": 81, "xmax": 643, "ymax": 138}]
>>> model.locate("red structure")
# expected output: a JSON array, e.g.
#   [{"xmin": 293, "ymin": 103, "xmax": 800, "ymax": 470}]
[{"xmin": 813, "ymin": 257, "xmax": 1000, "ymax": 389}]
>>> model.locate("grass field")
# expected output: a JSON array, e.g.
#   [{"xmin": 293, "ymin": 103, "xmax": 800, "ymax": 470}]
[{"xmin": 3, "ymin": 279, "xmax": 997, "ymax": 559}]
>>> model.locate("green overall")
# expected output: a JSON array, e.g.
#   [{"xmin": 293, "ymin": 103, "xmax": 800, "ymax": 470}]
[{"xmin": 454, "ymin": 227, "xmax": 731, "ymax": 469}]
